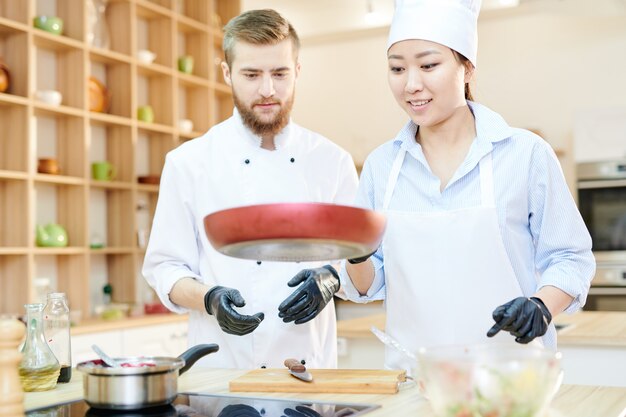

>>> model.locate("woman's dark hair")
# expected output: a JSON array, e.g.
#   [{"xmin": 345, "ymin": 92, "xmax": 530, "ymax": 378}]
[{"xmin": 452, "ymin": 50, "xmax": 474, "ymax": 101}]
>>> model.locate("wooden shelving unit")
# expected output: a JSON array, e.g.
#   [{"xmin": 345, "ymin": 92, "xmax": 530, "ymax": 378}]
[{"xmin": 0, "ymin": 0, "xmax": 239, "ymax": 318}]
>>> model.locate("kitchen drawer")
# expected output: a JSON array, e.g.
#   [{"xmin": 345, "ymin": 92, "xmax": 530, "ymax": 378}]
[
  {"xmin": 71, "ymin": 330, "xmax": 123, "ymax": 366},
  {"xmin": 122, "ymin": 322, "xmax": 188, "ymax": 357}
]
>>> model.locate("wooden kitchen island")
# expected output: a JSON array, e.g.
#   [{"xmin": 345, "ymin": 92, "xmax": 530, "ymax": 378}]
[{"xmin": 24, "ymin": 368, "xmax": 626, "ymax": 417}]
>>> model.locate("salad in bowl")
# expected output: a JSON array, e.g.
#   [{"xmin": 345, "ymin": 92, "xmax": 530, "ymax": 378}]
[{"xmin": 416, "ymin": 343, "xmax": 563, "ymax": 417}]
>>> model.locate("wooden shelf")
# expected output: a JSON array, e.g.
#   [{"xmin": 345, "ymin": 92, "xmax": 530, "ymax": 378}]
[
  {"xmin": 89, "ymin": 180, "xmax": 134, "ymax": 190},
  {"xmin": 177, "ymin": 14, "xmax": 209, "ymax": 33},
  {"xmin": 136, "ymin": 0, "xmax": 173, "ymax": 19},
  {"xmin": 33, "ymin": 247, "xmax": 87, "ymax": 255},
  {"xmin": 89, "ymin": 112, "xmax": 133, "ymax": 127},
  {"xmin": 0, "ymin": 17, "xmax": 29, "ymax": 32},
  {"xmin": 34, "ymin": 103, "xmax": 85, "ymax": 117},
  {"xmin": 0, "ymin": 170, "xmax": 28, "ymax": 180},
  {"xmin": 0, "ymin": 92, "xmax": 28, "ymax": 106},
  {"xmin": 178, "ymin": 130, "xmax": 203, "ymax": 141},
  {"xmin": 137, "ymin": 61, "xmax": 173, "ymax": 77},
  {"xmin": 33, "ymin": 30, "xmax": 84, "ymax": 51},
  {"xmin": 0, "ymin": 0, "xmax": 240, "ymax": 318},
  {"xmin": 89, "ymin": 47, "xmax": 133, "ymax": 66},
  {"xmin": 34, "ymin": 174, "xmax": 85, "ymax": 185},
  {"xmin": 137, "ymin": 183, "xmax": 159, "ymax": 193},
  {"xmin": 90, "ymin": 247, "xmax": 136, "ymax": 254},
  {"xmin": 0, "ymin": 247, "xmax": 29, "ymax": 255}
]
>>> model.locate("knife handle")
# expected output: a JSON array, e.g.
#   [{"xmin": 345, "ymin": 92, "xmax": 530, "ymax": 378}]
[{"xmin": 284, "ymin": 358, "xmax": 306, "ymax": 372}]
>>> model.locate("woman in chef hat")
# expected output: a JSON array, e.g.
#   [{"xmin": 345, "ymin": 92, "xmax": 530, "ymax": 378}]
[{"xmin": 340, "ymin": 0, "xmax": 595, "ymax": 373}]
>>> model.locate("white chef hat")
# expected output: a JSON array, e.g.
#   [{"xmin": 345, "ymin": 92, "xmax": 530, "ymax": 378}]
[{"xmin": 387, "ymin": 0, "xmax": 482, "ymax": 67}]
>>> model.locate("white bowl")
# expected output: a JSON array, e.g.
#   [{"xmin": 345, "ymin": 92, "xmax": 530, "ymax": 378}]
[
  {"xmin": 35, "ymin": 90, "xmax": 62, "ymax": 106},
  {"xmin": 178, "ymin": 118, "xmax": 193, "ymax": 133},
  {"xmin": 137, "ymin": 49, "xmax": 156, "ymax": 64}
]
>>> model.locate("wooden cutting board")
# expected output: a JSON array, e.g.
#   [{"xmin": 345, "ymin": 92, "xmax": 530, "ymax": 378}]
[{"xmin": 229, "ymin": 368, "xmax": 406, "ymax": 394}]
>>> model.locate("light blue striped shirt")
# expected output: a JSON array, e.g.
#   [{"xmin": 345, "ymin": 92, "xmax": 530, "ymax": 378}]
[{"xmin": 340, "ymin": 101, "xmax": 595, "ymax": 347}]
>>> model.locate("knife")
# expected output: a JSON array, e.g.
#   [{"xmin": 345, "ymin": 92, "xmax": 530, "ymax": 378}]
[{"xmin": 284, "ymin": 358, "xmax": 313, "ymax": 382}]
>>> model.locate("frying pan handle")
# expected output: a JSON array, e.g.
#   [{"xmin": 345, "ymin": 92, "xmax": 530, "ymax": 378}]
[{"xmin": 178, "ymin": 343, "xmax": 219, "ymax": 376}]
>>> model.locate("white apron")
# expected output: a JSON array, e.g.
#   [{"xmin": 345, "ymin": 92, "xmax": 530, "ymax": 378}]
[{"xmin": 382, "ymin": 148, "xmax": 541, "ymax": 373}]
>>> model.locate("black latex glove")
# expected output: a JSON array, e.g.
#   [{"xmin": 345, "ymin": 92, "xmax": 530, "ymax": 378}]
[
  {"xmin": 204, "ymin": 286, "xmax": 264, "ymax": 336},
  {"xmin": 347, "ymin": 249, "xmax": 377, "ymax": 264},
  {"xmin": 278, "ymin": 265, "xmax": 340, "ymax": 325},
  {"xmin": 282, "ymin": 405, "xmax": 322, "ymax": 417},
  {"xmin": 487, "ymin": 296, "xmax": 552, "ymax": 344},
  {"xmin": 217, "ymin": 404, "xmax": 262, "ymax": 417}
]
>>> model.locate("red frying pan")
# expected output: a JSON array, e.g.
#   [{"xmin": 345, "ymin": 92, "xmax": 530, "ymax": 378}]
[{"xmin": 204, "ymin": 203, "xmax": 386, "ymax": 261}]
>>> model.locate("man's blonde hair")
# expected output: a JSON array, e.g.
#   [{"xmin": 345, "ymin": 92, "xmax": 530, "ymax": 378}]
[{"xmin": 222, "ymin": 9, "xmax": 300, "ymax": 68}]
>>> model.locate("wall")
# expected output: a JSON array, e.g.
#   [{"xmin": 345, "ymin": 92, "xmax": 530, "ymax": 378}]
[
  {"xmin": 475, "ymin": 9, "xmax": 626, "ymax": 187},
  {"xmin": 293, "ymin": 28, "xmax": 406, "ymax": 166},
  {"xmin": 286, "ymin": 7, "xmax": 626, "ymax": 187}
]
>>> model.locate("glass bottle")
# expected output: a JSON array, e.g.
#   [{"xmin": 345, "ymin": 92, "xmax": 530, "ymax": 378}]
[
  {"xmin": 86, "ymin": 0, "xmax": 110, "ymax": 49},
  {"xmin": 43, "ymin": 293, "xmax": 72, "ymax": 383},
  {"xmin": 19, "ymin": 304, "xmax": 60, "ymax": 391}
]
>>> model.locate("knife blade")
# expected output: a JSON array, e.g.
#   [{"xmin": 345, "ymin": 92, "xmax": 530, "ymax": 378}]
[{"xmin": 284, "ymin": 358, "xmax": 313, "ymax": 382}]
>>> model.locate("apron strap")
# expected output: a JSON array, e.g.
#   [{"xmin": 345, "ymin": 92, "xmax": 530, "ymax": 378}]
[
  {"xmin": 479, "ymin": 152, "xmax": 495, "ymax": 208},
  {"xmin": 382, "ymin": 148, "xmax": 407, "ymax": 210}
]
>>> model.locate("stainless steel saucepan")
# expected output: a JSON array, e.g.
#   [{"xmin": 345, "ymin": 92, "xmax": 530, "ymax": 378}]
[{"xmin": 76, "ymin": 344, "xmax": 219, "ymax": 409}]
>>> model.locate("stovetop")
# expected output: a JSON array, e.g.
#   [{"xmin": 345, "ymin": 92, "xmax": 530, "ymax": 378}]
[{"xmin": 26, "ymin": 392, "xmax": 380, "ymax": 417}]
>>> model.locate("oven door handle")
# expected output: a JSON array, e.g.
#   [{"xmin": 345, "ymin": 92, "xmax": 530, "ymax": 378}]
[
  {"xmin": 577, "ymin": 178, "xmax": 626, "ymax": 189},
  {"xmin": 589, "ymin": 287, "xmax": 626, "ymax": 295}
]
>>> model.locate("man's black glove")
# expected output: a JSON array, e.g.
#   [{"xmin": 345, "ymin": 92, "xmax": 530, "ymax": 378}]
[
  {"xmin": 347, "ymin": 249, "xmax": 377, "ymax": 264},
  {"xmin": 204, "ymin": 286, "xmax": 264, "ymax": 336},
  {"xmin": 278, "ymin": 265, "xmax": 340, "ymax": 325},
  {"xmin": 217, "ymin": 404, "xmax": 261, "ymax": 417},
  {"xmin": 282, "ymin": 405, "xmax": 322, "ymax": 417},
  {"xmin": 487, "ymin": 296, "xmax": 552, "ymax": 344}
]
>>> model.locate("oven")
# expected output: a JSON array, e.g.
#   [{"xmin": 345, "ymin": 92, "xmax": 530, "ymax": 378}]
[{"xmin": 577, "ymin": 160, "xmax": 626, "ymax": 311}]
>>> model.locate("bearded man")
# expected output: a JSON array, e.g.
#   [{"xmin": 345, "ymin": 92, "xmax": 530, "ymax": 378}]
[{"xmin": 143, "ymin": 9, "xmax": 358, "ymax": 369}]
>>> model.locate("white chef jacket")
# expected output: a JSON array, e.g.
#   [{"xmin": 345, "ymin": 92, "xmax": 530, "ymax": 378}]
[{"xmin": 143, "ymin": 109, "xmax": 358, "ymax": 369}]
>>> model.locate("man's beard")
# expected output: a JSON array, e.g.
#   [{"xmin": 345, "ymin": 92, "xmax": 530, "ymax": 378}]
[{"xmin": 234, "ymin": 92, "xmax": 295, "ymax": 138}]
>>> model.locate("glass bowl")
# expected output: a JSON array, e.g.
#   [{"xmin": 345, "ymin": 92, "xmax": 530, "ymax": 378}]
[{"xmin": 417, "ymin": 343, "xmax": 563, "ymax": 417}]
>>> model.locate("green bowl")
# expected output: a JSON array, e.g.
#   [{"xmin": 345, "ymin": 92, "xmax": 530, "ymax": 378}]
[{"xmin": 33, "ymin": 15, "xmax": 64, "ymax": 35}]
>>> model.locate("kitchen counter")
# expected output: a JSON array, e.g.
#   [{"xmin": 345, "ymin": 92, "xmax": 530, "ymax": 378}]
[
  {"xmin": 23, "ymin": 368, "xmax": 626, "ymax": 417},
  {"xmin": 336, "ymin": 311, "xmax": 626, "ymax": 387},
  {"xmin": 70, "ymin": 313, "xmax": 187, "ymax": 335},
  {"xmin": 337, "ymin": 311, "xmax": 626, "ymax": 347},
  {"xmin": 553, "ymin": 311, "xmax": 626, "ymax": 347}
]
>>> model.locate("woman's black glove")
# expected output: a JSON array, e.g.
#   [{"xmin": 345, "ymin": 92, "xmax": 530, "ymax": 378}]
[
  {"xmin": 204, "ymin": 286, "xmax": 264, "ymax": 336},
  {"xmin": 487, "ymin": 296, "xmax": 552, "ymax": 344},
  {"xmin": 347, "ymin": 250, "xmax": 377, "ymax": 264},
  {"xmin": 278, "ymin": 265, "xmax": 340, "ymax": 325},
  {"xmin": 217, "ymin": 404, "xmax": 262, "ymax": 417}
]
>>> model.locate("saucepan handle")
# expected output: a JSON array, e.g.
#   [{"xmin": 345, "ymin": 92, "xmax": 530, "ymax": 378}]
[{"xmin": 178, "ymin": 343, "xmax": 219, "ymax": 376}]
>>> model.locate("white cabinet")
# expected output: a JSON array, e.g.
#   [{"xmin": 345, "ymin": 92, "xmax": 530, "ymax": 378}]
[
  {"xmin": 338, "ymin": 336, "xmax": 385, "ymax": 369},
  {"xmin": 71, "ymin": 330, "xmax": 123, "ymax": 366},
  {"xmin": 122, "ymin": 322, "xmax": 188, "ymax": 358},
  {"xmin": 71, "ymin": 321, "xmax": 188, "ymax": 365}
]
